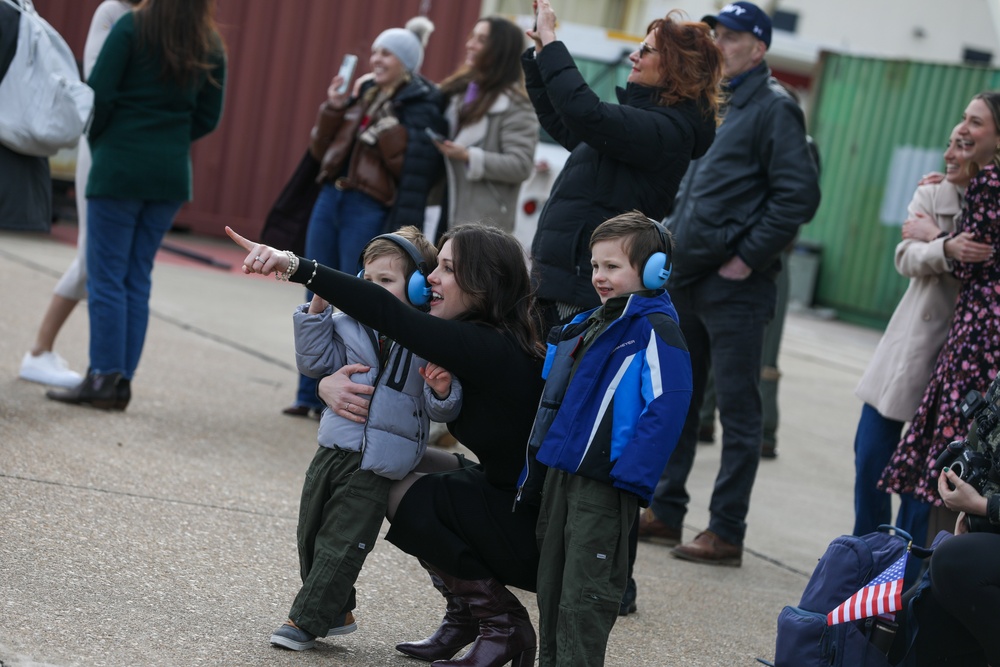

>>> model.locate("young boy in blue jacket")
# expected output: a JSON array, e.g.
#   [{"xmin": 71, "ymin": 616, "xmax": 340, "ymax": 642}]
[{"xmin": 517, "ymin": 211, "xmax": 693, "ymax": 666}]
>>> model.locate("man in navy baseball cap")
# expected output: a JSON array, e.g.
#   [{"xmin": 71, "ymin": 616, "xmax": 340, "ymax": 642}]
[
  {"xmin": 635, "ymin": 0, "xmax": 820, "ymax": 573},
  {"xmin": 702, "ymin": 1, "xmax": 772, "ymax": 49}
]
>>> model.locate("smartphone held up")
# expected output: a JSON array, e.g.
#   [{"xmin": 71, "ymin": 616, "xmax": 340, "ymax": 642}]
[{"xmin": 336, "ymin": 54, "xmax": 358, "ymax": 94}]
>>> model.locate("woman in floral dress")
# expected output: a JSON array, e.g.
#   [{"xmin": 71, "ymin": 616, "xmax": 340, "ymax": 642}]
[{"xmin": 880, "ymin": 92, "xmax": 1000, "ymax": 512}]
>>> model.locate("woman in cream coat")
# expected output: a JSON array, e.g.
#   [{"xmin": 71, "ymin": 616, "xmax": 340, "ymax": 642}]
[
  {"xmin": 853, "ymin": 124, "xmax": 994, "ymax": 544},
  {"xmin": 431, "ymin": 16, "xmax": 538, "ymax": 234}
]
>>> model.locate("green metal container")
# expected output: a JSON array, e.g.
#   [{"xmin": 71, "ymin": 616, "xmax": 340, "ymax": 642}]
[{"xmin": 804, "ymin": 52, "xmax": 1000, "ymax": 328}]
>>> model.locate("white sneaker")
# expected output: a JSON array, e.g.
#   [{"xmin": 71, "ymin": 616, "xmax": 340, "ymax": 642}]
[{"xmin": 19, "ymin": 351, "xmax": 83, "ymax": 388}]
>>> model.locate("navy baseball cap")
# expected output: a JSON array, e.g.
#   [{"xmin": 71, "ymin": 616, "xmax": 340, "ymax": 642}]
[{"xmin": 702, "ymin": 2, "xmax": 772, "ymax": 49}]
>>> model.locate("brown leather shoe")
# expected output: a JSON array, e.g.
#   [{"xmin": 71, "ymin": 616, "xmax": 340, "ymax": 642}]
[
  {"xmin": 671, "ymin": 530, "xmax": 742, "ymax": 567},
  {"xmin": 637, "ymin": 509, "xmax": 681, "ymax": 547}
]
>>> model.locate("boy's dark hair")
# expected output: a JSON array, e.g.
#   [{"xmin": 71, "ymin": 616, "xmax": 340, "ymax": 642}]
[
  {"xmin": 362, "ymin": 225, "xmax": 437, "ymax": 276},
  {"xmin": 590, "ymin": 210, "xmax": 673, "ymax": 274}
]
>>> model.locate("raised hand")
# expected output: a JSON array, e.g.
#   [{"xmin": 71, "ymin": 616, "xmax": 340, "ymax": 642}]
[{"xmin": 225, "ymin": 226, "xmax": 290, "ymax": 276}]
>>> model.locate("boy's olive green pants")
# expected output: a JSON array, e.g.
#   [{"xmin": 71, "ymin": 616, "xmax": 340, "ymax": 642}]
[
  {"xmin": 535, "ymin": 468, "xmax": 637, "ymax": 667},
  {"xmin": 289, "ymin": 447, "xmax": 391, "ymax": 637}
]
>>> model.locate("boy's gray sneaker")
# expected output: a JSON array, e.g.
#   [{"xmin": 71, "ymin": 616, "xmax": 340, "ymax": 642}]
[
  {"xmin": 327, "ymin": 611, "xmax": 357, "ymax": 636},
  {"xmin": 270, "ymin": 613, "xmax": 356, "ymax": 650},
  {"xmin": 270, "ymin": 624, "xmax": 316, "ymax": 651}
]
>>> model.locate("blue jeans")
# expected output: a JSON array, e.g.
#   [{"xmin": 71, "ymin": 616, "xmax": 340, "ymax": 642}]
[
  {"xmin": 295, "ymin": 184, "xmax": 387, "ymax": 409},
  {"xmin": 86, "ymin": 197, "xmax": 182, "ymax": 379},
  {"xmin": 650, "ymin": 272, "xmax": 776, "ymax": 545},
  {"xmin": 852, "ymin": 403, "xmax": 930, "ymax": 548}
]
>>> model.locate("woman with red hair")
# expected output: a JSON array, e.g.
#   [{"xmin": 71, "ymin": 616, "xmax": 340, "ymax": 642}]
[{"xmin": 524, "ymin": 1, "xmax": 724, "ymax": 333}]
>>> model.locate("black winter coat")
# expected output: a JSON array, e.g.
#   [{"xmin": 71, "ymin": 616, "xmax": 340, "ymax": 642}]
[
  {"xmin": 368, "ymin": 75, "xmax": 446, "ymax": 233},
  {"xmin": 666, "ymin": 63, "xmax": 821, "ymax": 287},
  {"xmin": 522, "ymin": 41, "xmax": 716, "ymax": 309}
]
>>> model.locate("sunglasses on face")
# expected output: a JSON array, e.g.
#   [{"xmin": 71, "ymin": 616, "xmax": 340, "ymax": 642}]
[{"xmin": 638, "ymin": 41, "xmax": 659, "ymax": 57}]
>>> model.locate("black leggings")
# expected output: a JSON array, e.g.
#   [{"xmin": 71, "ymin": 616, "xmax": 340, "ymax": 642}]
[{"xmin": 928, "ymin": 532, "xmax": 1000, "ymax": 663}]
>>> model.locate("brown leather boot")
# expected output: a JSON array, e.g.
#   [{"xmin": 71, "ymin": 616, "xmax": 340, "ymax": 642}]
[
  {"xmin": 429, "ymin": 571, "xmax": 535, "ymax": 667},
  {"xmin": 395, "ymin": 564, "xmax": 479, "ymax": 662},
  {"xmin": 46, "ymin": 372, "xmax": 126, "ymax": 411}
]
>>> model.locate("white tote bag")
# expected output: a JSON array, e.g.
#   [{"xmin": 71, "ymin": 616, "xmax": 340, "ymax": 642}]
[{"xmin": 0, "ymin": 0, "xmax": 93, "ymax": 157}]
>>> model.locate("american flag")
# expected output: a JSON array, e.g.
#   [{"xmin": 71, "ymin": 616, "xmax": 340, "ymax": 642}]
[{"xmin": 827, "ymin": 552, "xmax": 908, "ymax": 626}]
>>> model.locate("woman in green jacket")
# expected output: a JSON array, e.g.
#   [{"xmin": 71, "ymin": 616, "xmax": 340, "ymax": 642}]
[{"xmin": 48, "ymin": 0, "xmax": 226, "ymax": 411}]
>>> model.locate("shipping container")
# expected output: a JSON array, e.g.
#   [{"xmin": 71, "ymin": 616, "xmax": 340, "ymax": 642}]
[
  {"xmin": 804, "ymin": 52, "xmax": 1000, "ymax": 327},
  {"xmin": 34, "ymin": 0, "xmax": 485, "ymax": 239}
]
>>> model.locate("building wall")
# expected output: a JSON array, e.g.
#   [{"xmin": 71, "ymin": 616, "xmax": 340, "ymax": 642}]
[
  {"xmin": 35, "ymin": 0, "xmax": 484, "ymax": 238},
  {"xmin": 585, "ymin": 0, "xmax": 1000, "ymax": 67}
]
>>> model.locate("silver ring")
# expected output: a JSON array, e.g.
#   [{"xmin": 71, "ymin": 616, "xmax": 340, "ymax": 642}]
[
  {"xmin": 254, "ymin": 255, "xmax": 262, "ymax": 263},
  {"xmin": 346, "ymin": 403, "xmax": 353, "ymax": 413}
]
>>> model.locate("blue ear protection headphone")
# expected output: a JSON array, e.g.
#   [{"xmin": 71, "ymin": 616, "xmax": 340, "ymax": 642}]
[
  {"xmin": 357, "ymin": 234, "xmax": 432, "ymax": 306},
  {"xmin": 642, "ymin": 218, "xmax": 673, "ymax": 290}
]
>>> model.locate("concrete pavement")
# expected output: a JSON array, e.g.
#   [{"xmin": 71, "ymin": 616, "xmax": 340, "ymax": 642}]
[{"xmin": 0, "ymin": 225, "xmax": 884, "ymax": 666}]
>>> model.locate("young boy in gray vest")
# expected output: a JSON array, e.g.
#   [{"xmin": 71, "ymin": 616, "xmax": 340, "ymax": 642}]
[
  {"xmin": 270, "ymin": 226, "xmax": 462, "ymax": 651},
  {"xmin": 517, "ymin": 212, "xmax": 692, "ymax": 666}
]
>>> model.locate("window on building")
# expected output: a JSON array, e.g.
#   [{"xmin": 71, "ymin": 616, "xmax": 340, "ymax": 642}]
[
  {"xmin": 963, "ymin": 48, "xmax": 993, "ymax": 66},
  {"xmin": 772, "ymin": 9, "xmax": 799, "ymax": 33}
]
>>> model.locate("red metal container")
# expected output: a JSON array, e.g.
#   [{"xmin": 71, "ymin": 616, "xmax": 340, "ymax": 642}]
[{"xmin": 35, "ymin": 0, "xmax": 483, "ymax": 238}]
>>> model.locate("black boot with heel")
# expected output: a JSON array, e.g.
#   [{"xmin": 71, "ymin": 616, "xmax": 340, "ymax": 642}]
[
  {"xmin": 426, "ymin": 568, "xmax": 536, "ymax": 667},
  {"xmin": 396, "ymin": 561, "xmax": 480, "ymax": 662}
]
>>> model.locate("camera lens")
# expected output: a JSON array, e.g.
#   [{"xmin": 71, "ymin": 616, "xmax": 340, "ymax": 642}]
[{"xmin": 951, "ymin": 461, "xmax": 966, "ymax": 479}]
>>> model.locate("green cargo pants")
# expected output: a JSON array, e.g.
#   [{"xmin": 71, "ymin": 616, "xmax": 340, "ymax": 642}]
[
  {"xmin": 535, "ymin": 468, "xmax": 637, "ymax": 667},
  {"xmin": 289, "ymin": 446, "xmax": 391, "ymax": 637}
]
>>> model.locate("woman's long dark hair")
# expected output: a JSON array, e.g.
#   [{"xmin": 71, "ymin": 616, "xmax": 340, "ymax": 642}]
[
  {"xmin": 439, "ymin": 17, "xmax": 528, "ymax": 127},
  {"xmin": 134, "ymin": 0, "xmax": 224, "ymax": 88},
  {"xmin": 439, "ymin": 224, "xmax": 544, "ymax": 359}
]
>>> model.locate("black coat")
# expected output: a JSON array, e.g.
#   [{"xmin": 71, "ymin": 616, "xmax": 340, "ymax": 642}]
[
  {"xmin": 666, "ymin": 63, "xmax": 821, "ymax": 287},
  {"xmin": 376, "ymin": 74, "xmax": 447, "ymax": 233},
  {"xmin": 522, "ymin": 41, "xmax": 716, "ymax": 309}
]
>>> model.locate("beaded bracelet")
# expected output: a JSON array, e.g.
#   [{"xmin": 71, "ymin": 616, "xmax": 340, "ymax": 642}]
[
  {"xmin": 305, "ymin": 259, "xmax": 319, "ymax": 287},
  {"xmin": 274, "ymin": 251, "xmax": 299, "ymax": 282}
]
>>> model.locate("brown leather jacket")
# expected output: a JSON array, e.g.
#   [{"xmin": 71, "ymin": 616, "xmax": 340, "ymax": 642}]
[{"xmin": 309, "ymin": 98, "xmax": 406, "ymax": 207}]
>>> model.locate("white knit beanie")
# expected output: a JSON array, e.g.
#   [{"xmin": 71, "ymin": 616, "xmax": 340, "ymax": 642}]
[{"xmin": 372, "ymin": 16, "xmax": 435, "ymax": 73}]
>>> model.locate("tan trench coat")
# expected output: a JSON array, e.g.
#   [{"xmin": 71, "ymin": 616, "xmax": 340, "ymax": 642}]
[{"xmin": 854, "ymin": 182, "xmax": 963, "ymax": 422}]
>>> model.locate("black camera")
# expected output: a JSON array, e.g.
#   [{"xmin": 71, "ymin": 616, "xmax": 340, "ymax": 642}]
[
  {"xmin": 934, "ymin": 438, "xmax": 993, "ymax": 494},
  {"xmin": 933, "ymin": 385, "xmax": 1000, "ymax": 533}
]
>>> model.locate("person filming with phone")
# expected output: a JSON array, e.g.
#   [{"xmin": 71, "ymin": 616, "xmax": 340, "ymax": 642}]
[{"xmin": 282, "ymin": 17, "xmax": 448, "ymax": 419}]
